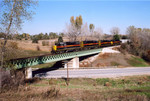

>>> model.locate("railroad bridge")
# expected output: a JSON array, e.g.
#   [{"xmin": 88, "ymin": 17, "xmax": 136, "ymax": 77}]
[
  {"xmin": 10, "ymin": 48, "xmax": 102, "ymax": 69},
  {"xmin": 9, "ymin": 48, "xmax": 102, "ymax": 78}
]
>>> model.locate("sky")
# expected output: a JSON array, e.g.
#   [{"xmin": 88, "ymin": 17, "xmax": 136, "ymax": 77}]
[{"xmin": 20, "ymin": 0, "xmax": 150, "ymax": 35}]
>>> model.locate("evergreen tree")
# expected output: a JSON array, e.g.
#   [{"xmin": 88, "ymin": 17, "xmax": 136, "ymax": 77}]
[
  {"xmin": 58, "ymin": 36, "xmax": 63, "ymax": 43},
  {"xmin": 113, "ymin": 34, "xmax": 120, "ymax": 41}
]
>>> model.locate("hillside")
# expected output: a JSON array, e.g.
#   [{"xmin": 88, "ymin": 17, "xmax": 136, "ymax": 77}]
[{"xmin": 80, "ymin": 46, "xmax": 150, "ymax": 68}]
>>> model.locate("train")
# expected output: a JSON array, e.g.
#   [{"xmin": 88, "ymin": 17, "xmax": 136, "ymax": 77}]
[{"xmin": 51, "ymin": 40, "xmax": 121, "ymax": 54}]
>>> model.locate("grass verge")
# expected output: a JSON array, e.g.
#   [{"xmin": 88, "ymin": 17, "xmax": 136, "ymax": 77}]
[
  {"xmin": 128, "ymin": 56, "xmax": 150, "ymax": 67},
  {"xmin": 1, "ymin": 75, "xmax": 150, "ymax": 101}
]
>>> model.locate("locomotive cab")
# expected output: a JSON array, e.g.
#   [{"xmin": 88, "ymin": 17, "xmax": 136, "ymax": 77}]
[{"xmin": 52, "ymin": 42, "xmax": 65, "ymax": 54}]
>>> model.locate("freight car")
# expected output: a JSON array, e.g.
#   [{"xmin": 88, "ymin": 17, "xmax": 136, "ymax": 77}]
[{"xmin": 51, "ymin": 40, "xmax": 121, "ymax": 54}]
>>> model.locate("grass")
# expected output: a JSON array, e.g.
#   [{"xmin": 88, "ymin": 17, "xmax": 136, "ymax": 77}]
[
  {"xmin": 24, "ymin": 50, "xmax": 50, "ymax": 56},
  {"xmin": 111, "ymin": 61, "xmax": 120, "ymax": 66},
  {"xmin": 125, "ymin": 86, "xmax": 150, "ymax": 98},
  {"xmin": 1, "ymin": 75, "xmax": 150, "ymax": 101},
  {"xmin": 4, "ymin": 48, "xmax": 50, "ymax": 60},
  {"xmin": 128, "ymin": 56, "xmax": 150, "ymax": 67}
]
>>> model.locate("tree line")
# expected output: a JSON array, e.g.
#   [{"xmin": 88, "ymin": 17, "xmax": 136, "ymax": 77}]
[
  {"xmin": 121, "ymin": 26, "xmax": 150, "ymax": 61},
  {"xmin": 0, "ymin": 32, "xmax": 64, "ymax": 43},
  {"xmin": 65, "ymin": 15, "xmax": 123, "ymax": 41}
]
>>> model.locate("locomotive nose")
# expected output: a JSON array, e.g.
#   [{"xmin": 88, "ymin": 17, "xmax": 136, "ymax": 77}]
[{"xmin": 53, "ymin": 45, "xmax": 57, "ymax": 51}]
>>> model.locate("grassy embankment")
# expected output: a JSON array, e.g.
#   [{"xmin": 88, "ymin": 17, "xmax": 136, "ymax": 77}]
[
  {"xmin": 0, "ymin": 76, "xmax": 150, "ymax": 101},
  {"xmin": 89, "ymin": 52, "xmax": 150, "ymax": 68},
  {"xmin": 111, "ymin": 55, "xmax": 149, "ymax": 67},
  {"xmin": 128, "ymin": 56, "xmax": 150, "ymax": 67}
]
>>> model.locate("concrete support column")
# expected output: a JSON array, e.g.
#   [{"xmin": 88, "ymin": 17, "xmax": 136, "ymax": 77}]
[
  {"xmin": 25, "ymin": 67, "xmax": 32, "ymax": 79},
  {"xmin": 64, "ymin": 57, "xmax": 79, "ymax": 68},
  {"xmin": 64, "ymin": 63, "xmax": 67, "ymax": 68},
  {"xmin": 72, "ymin": 57, "xmax": 79, "ymax": 68}
]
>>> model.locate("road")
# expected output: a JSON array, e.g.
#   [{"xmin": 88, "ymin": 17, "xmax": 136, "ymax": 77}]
[{"xmin": 34, "ymin": 67, "xmax": 150, "ymax": 78}]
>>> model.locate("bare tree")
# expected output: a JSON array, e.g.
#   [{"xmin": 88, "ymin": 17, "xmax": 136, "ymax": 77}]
[
  {"xmin": 64, "ymin": 23, "xmax": 78, "ymax": 41},
  {"xmin": 110, "ymin": 27, "xmax": 120, "ymax": 35},
  {"xmin": 81, "ymin": 22, "xmax": 90, "ymax": 41},
  {"xmin": 141, "ymin": 29, "xmax": 150, "ymax": 50},
  {"xmin": 126, "ymin": 26, "xmax": 150, "ymax": 57},
  {"xmin": 65, "ymin": 15, "xmax": 83, "ymax": 41},
  {"xmin": 0, "ymin": 0, "xmax": 37, "ymax": 68},
  {"xmin": 93, "ymin": 28, "xmax": 103, "ymax": 40},
  {"xmin": 127, "ymin": 26, "xmax": 137, "ymax": 41}
]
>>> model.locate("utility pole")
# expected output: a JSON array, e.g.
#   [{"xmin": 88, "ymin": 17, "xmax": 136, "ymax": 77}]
[
  {"xmin": 0, "ymin": 68, "xmax": 2, "ymax": 89},
  {"xmin": 66, "ymin": 62, "xmax": 69, "ymax": 86}
]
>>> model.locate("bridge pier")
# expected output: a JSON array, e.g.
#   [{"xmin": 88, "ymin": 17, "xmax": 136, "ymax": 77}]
[
  {"xmin": 64, "ymin": 57, "xmax": 79, "ymax": 68},
  {"xmin": 25, "ymin": 67, "xmax": 32, "ymax": 79}
]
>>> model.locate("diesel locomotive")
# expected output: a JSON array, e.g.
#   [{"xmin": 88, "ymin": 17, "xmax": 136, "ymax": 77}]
[{"xmin": 51, "ymin": 40, "xmax": 121, "ymax": 54}]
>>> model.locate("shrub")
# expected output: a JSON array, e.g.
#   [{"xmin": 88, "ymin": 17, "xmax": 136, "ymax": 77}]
[
  {"xmin": 37, "ymin": 46, "xmax": 40, "ymax": 51},
  {"xmin": 58, "ymin": 36, "xmax": 63, "ymax": 43},
  {"xmin": 32, "ymin": 38, "xmax": 38, "ymax": 43},
  {"xmin": 113, "ymin": 34, "xmax": 120, "ymax": 41},
  {"xmin": 8, "ymin": 42, "xmax": 18, "ymax": 49},
  {"xmin": 42, "ymin": 41, "xmax": 49, "ymax": 46},
  {"xmin": 42, "ymin": 87, "xmax": 60, "ymax": 98},
  {"xmin": 121, "ymin": 35, "xmax": 128, "ymax": 39}
]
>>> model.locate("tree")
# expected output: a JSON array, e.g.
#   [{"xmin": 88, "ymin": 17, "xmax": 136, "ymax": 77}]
[
  {"xmin": 43, "ymin": 33, "xmax": 49, "ymax": 39},
  {"xmin": 125, "ymin": 26, "xmax": 150, "ymax": 60},
  {"xmin": 0, "ymin": 32, "xmax": 5, "ymax": 38},
  {"xmin": 70, "ymin": 16, "xmax": 75, "ymax": 25},
  {"xmin": 81, "ymin": 22, "xmax": 90, "ymax": 40},
  {"xmin": 89, "ymin": 24, "xmax": 95, "ymax": 33},
  {"xmin": 89, "ymin": 24, "xmax": 95, "ymax": 38},
  {"xmin": 58, "ymin": 36, "xmax": 63, "ymax": 43},
  {"xmin": 59, "ymin": 33, "xmax": 64, "ymax": 37},
  {"xmin": 32, "ymin": 37, "xmax": 39, "ymax": 43},
  {"xmin": 110, "ymin": 27, "xmax": 120, "ymax": 35},
  {"xmin": 49, "ymin": 32, "xmax": 58, "ymax": 39},
  {"xmin": 65, "ymin": 15, "xmax": 83, "ymax": 41},
  {"xmin": 93, "ymin": 28, "xmax": 104, "ymax": 40},
  {"xmin": 0, "ymin": 0, "xmax": 37, "ymax": 68},
  {"xmin": 113, "ymin": 34, "xmax": 120, "ymax": 41}
]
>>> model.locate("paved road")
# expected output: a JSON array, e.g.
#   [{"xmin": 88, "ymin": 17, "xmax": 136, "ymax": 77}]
[{"xmin": 34, "ymin": 67, "xmax": 150, "ymax": 78}]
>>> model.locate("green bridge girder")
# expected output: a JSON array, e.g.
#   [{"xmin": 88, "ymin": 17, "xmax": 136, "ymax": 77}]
[{"xmin": 10, "ymin": 48, "xmax": 102, "ymax": 69}]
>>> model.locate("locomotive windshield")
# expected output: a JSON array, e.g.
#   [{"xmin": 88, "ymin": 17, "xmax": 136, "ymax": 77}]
[{"xmin": 55, "ymin": 42, "xmax": 65, "ymax": 46}]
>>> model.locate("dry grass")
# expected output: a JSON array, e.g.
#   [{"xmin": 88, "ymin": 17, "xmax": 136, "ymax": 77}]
[
  {"xmin": 84, "ymin": 53, "xmax": 131, "ymax": 67},
  {"xmin": 0, "ymin": 39, "xmax": 56, "ymax": 52},
  {"xmin": 80, "ymin": 52, "xmax": 150, "ymax": 68},
  {"xmin": 0, "ymin": 75, "xmax": 150, "ymax": 101},
  {"xmin": 13, "ymin": 40, "xmax": 53, "ymax": 52}
]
